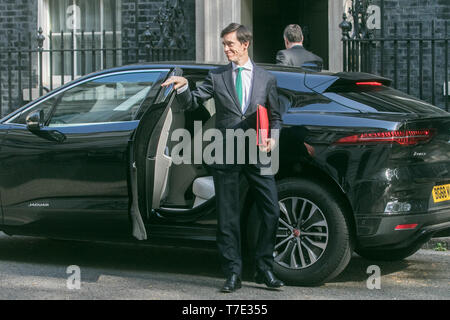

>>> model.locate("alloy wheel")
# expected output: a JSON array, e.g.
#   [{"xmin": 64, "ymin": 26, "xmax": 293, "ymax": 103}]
[{"xmin": 274, "ymin": 197, "xmax": 329, "ymax": 269}]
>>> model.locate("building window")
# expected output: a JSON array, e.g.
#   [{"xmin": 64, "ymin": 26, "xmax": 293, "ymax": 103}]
[{"xmin": 39, "ymin": 0, "xmax": 122, "ymax": 88}]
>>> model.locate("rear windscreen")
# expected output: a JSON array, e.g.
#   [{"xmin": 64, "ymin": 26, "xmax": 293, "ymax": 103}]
[{"xmin": 323, "ymin": 86, "xmax": 448, "ymax": 115}]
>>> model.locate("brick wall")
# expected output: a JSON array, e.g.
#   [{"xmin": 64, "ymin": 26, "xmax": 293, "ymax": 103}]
[
  {"xmin": 0, "ymin": 0, "xmax": 37, "ymax": 48},
  {"xmin": 370, "ymin": 0, "xmax": 449, "ymax": 110},
  {"xmin": 121, "ymin": 0, "xmax": 196, "ymax": 63},
  {"xmin": 0, "ymin": 0, "xmax": 38, "ymax": 116}
]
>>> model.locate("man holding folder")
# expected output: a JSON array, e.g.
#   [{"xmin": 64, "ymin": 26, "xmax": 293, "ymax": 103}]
[{"xmin": 161, "ymin": 23, "xmax": 284, "ymax": 292}]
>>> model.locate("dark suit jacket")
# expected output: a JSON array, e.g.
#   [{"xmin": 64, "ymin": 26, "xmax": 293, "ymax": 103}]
[
  {"xmin": 276, "ymin": 45, "xmax": 323, "ymax": 69},
  {"xmin": 177, "ymin": 61, "xmax": 282, "ymax": 131},
  {"xmin": 176, "ymin": 61, "xmax": 282, "ymax": 168}
]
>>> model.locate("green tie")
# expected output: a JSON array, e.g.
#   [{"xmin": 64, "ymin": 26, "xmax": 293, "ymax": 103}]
[{"xmin": 235, "ymin": 67, "xmax": 244, "ymax": 107}]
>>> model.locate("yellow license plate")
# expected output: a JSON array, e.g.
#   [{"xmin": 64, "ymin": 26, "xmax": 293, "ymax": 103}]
[{"xmin": 432, "ymin": 184, "xmax": 450, "ymax": 203}]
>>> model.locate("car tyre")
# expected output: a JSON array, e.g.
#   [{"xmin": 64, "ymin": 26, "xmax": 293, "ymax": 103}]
[{"xmin": 245, "ymin": 178, "xmax": 353, "ymax": 286}]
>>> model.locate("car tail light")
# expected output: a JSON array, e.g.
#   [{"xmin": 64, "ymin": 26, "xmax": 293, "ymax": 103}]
[
  {"xmin": 356, "ymin": 81, "xmax": 383, "ymax": 86},
  {"xmin": 334, "ymin": 129, "xmax": 434, "ymax": 146},
  {"xmin": 395, "ymin": 224, "xmax": 418, "ymax": 230}
]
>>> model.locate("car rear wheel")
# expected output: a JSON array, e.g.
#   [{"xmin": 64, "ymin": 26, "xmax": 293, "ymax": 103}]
[{"xmin": 245, "ymin": 178, "xmax": 353, "ymax": 286}]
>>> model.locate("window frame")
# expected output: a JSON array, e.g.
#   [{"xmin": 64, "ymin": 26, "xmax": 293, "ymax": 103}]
[{"xmin": 38, "ymin": 0, "xmax": 123, "ymax": 88}]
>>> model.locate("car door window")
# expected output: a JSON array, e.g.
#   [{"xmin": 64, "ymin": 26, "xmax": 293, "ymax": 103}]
[
  {"xmin": 324, "ymin": 87, "xmax": 448, "ymax": 115},
  {"xmin": 47, "ymin": 71, "xmax": 164, "ymax": 126},
  {"xmin": 283, "ymin": 91, "xmax": 359, "ymax": 113}
]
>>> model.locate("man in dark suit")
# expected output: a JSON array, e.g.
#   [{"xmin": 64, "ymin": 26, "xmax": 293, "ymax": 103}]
[
  {"xmin": 276, "ymin": 24, "xmax": 323, "ymax": 70},
  {"xmin": 161, "ymin": 23, "xmax": 284, "ymax": 293}
]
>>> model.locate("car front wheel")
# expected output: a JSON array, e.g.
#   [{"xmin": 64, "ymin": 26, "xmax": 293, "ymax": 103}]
[{"xmin": 246, "ymin": 178, "xmax": 354, "ymax": 286}]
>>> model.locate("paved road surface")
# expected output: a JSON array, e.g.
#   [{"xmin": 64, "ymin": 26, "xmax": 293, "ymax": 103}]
[{"xmin": 0, "ymin": 232, "xmax": 448, "ymax": 300}]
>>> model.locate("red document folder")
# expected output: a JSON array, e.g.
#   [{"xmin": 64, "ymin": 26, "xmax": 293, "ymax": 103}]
[{"xmin": 256, "ymin": 104, "xmax": 269, "ymax": 146}]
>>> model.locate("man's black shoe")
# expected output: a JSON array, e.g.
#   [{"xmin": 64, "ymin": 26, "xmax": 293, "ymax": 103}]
[
  {"xmin": 255, "ymin": 270, "xmax": 284, "ymax": 289},
  {"xmin": 221, "ymin": 273, "xmax": 242, "ymax": 293}
]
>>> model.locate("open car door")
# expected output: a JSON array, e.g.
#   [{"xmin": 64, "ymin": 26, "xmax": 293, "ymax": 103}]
[{"xmin": 129, "ymin": 68, "xmax": 182, "ymax": 240}]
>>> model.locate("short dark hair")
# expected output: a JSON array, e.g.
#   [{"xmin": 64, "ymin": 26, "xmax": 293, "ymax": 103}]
[
  {"xmin": 220, "ymin": 23, "xmax": 253, "ymax": 45},
  {"xmin": 283, "ymin": 24, "xmax": 303, "ymax": 43}
]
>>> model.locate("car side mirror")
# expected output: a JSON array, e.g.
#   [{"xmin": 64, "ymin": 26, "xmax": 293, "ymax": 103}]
[{"xmin": 26, "ymin": 110, "xmax": 45, "ymax": 131}]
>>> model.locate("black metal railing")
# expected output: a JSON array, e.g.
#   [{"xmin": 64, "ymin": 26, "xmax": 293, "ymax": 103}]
[
  {"xmin": 341, "ymin": 17, "xmax": 449, "ymax": 111},
  {"xmin": 0, "ymin": 28, "xmax": 187, "ymax": 117}
]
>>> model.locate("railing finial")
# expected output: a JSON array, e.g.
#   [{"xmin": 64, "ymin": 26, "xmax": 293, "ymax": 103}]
[
  {"xmin": 342, "ymin": 0, "xmax": 373, "ymax": 40},
  {"xmin": 144, "ymin": 22, "xmax": 156, "ymax": 49},
  {"xmin": 37, "ymin": 27, "xmax": 45, "ymax": 50},
  {"xmin": 152, "ymin": 0, "xmax": 186, "ymax": 49},
  {"xmin": 339, "ymin": 13, "xmax": 352, "ymax": 40}
]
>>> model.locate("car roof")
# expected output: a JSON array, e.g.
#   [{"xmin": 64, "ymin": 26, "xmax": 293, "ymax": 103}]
[
  {"xmin": 87, "ymin": 61, "xmax": 389, "ymax": 83},
  {"xmin": 89, "ymin": 61, "xmax": 332, "ymax": 74},
  {"xmin": 143, "ymin": 61, "xmax": 336, "ymax": 74}
]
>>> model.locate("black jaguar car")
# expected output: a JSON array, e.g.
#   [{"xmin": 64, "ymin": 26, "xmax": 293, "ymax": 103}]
[{"xmin": 0, "ymin": 63, "xmax": 449, "ymax": 286}]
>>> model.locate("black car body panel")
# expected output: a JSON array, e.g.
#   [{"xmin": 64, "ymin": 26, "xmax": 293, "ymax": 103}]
[{"xmin": 0, "ymin": 121, "xmax": 138, "ymax": 225}]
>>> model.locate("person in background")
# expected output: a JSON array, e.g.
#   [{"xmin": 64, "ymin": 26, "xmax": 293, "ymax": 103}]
[
  {"xmin": 276, "ymin": 24, "xmax": 323, "ymax": 70},
  {"xmin": 276, "ymin": 24, "xmax": 317, "ymax": 158}
]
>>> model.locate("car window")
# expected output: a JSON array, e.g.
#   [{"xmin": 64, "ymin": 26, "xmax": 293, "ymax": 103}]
[
  {"xmin": 271, "ymin": 71, "xmax": 307, "ymax": 92},
  {"xmin": 324, "ymin": 86, "xmax": 448, "ymax": 115},
  {"xmin": 281, "ymin": 90, "xmax": 358, "ymax": 113},
  {"xmin": 46, "ymin": 71, "xmax": 163, "ymax": 126},
  {"xmin": 12, "ymin": 98, "xmax": 56, "ymax": 125},
  {"xmin": 278, "ymin": 92, "xmax": 291, "ymax": 114}
]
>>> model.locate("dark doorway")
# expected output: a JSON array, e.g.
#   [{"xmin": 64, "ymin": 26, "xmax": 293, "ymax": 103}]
[{"xmin": 252, "ymin": 0, "xmax": 329, "ymax": 69}]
